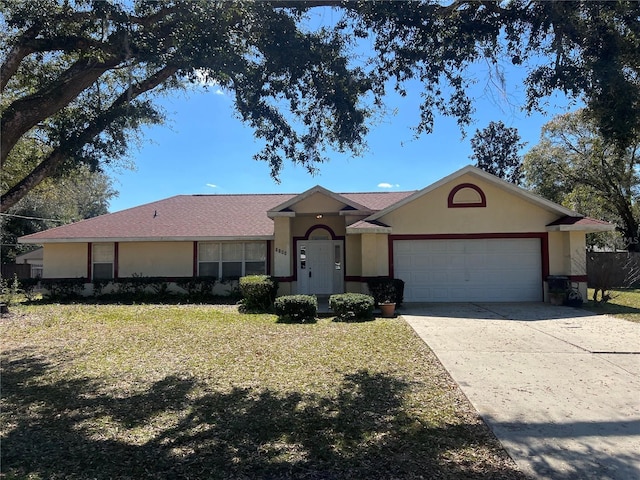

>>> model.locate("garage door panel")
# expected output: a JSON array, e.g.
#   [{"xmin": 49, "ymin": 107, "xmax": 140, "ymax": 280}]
[{"xmin": 394, "ymin": 238, "xmax": 542, "ymax": 302}]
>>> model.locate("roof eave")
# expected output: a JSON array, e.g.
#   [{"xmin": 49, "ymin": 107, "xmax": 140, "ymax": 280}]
[
  {"xmin": 20, "ymin": 235, "xmax": 275, "ymax": 244},
  {"xmin": 346, "ymin": 226, "xmax": 392, "ymax": 234},
  {"xmin": 546, "ymin": 224, "xmax": 615, "ymax": 232},
  {"xmin": 267, "ymin": 211, "xmax": 296, "ymax": 218}
]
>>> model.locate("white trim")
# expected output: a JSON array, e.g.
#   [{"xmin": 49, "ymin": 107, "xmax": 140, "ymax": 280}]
[
  {"xmin": 267, "ymin": 185, "xmax": 371, "ymax": 217},
  {"xmin": 339, "ymin": 210, "xmax": 375, "ymax": 216},
  {"xmin": 346, "ymin": 226, "xmax": 392, "ymax": 234},
  {"xmin": 267, "ymin": 211, "xmax": 296, "ymax": 217},
  {"xmin": 20, "ymin": 235, "xmax": 274, "ymax": 244},
  {"xmin": 366, "ymin": 165, "xmax": 580, "ymax": 222},
  {"xmin": 547, "ymin": 224, "xmax": 615, "ymax": 232}
]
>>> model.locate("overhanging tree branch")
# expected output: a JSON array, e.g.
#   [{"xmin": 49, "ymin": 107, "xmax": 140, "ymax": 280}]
[
  {"xmin": 1, "ymin": 65, "xmax": 178, "ymax": 213},
  {"xmin": 1, "ymin": 55, "xmax": 122, "ymax": 167}
]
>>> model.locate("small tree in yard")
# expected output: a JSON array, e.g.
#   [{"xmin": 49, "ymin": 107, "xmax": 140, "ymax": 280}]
[{"xmin": 588, "ymin": 253, "xmax": 640, "ymax": 304}]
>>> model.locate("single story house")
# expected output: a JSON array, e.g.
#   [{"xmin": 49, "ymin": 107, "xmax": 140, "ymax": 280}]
[{"xmin": 19, "ymin": 165, "xmax": 613, "ymax": 302}]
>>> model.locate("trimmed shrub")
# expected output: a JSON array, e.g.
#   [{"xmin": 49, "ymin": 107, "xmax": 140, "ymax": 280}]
[
  {"xmin": 40, "ymin": 278, "xmax": 85, "ymax": 300},
  {"xmin": 329, "ymin": 293, "xmax": 374, "ymax": 322},
  {"xmin": 274, "ymin": 295, "xmax": 317, "ymax": 323},
  {"xmin": 366, "ymin": 277, "xmax": 405, "ymax": 306},
  {"xmin": 239, "ymin": 275, "xmax": 278, "ymax": 312}
]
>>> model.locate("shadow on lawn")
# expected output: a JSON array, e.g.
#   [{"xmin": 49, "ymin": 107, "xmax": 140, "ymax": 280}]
[{"xmin": 2, "ymin": 350, "xmax": 524, "ymax": 480}]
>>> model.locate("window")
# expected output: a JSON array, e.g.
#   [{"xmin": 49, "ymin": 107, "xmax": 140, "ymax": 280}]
[
  {"xmin": 245, "ymin": 243, "xmax": 267, "ymax": 275},
  {"xmin": 198, "ymin": 242, "xmax": 219, "ymax": 277},
  {"xmin": 92, "ymin": 243, "xmax": 114, "ymax": 280},
  {"xmin": 222, "ymin": 243, "xmax": 243, "ymax": 279},
  {"xmin": 198, "ymin": 242, "xmax": 266, "ymax": 279}
]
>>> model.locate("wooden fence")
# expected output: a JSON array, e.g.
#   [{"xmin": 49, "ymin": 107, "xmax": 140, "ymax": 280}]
[
  {"xmin": 587, "ymin": 252, "xmax": 640, "ymax": 288},
  {"xmin": 1, "ymin": 264, "xmax": 31, "ymax": 280}
]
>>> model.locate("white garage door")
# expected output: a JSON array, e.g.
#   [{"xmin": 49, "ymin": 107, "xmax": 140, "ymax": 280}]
[{"xmin": 394, "ymin": 238, "xmax": 542, "ymax": 302}]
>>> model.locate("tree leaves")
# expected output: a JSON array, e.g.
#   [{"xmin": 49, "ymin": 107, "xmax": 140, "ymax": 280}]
[{"xmin": 1, "ymin": 1, "xmax": 639, "ymax": 212}]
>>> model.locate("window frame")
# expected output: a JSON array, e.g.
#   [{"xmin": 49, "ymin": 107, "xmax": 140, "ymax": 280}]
[
  {"xmin": 197, "ymin": 241, "xmax": 267, "ymax": 279},
  {"xmin": 92, "ymin": 242, "xmax": 114, "ymax": 280}
]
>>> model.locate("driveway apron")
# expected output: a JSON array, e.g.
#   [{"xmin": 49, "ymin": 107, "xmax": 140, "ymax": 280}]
[{"xmin": 402, "ymin": 303, "xmax": 640, "ymax": 480}]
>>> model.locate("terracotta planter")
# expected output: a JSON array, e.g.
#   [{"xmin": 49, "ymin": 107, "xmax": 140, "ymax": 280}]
[
  {"xmin": 379, "ymin": 302, "xmax": 396, "ymax": 318},
  {"xmin": 549, "ymin": 292, "xmax": 566, "ymax": 306}
]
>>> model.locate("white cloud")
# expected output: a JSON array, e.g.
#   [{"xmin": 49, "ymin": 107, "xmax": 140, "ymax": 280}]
[
  {"xmin": 206, "ymin": 183, "xmax": 218, "ymax": 188},
  {"xmin": 378, "ymin": 182, "xmax": 399, "ymax": 189},
  {"xmin": 214, "ymin": 89, "xmax": 224, "ymax": 95}
]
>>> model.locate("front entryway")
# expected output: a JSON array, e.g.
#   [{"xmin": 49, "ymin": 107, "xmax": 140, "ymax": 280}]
[{"xmin": 297, "ymin": 239, "xmax": 343, "ymax": 295}]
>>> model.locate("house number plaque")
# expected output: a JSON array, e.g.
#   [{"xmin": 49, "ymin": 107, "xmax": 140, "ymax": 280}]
[{"xmin": 275, "ymin": 247, "xmax": 288, "ymax": 256}]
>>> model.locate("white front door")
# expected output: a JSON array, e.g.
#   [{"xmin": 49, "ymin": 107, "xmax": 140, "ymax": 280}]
[{"xmin": 297, "ymin": 240, "xmax": 343, "ymax": 295}]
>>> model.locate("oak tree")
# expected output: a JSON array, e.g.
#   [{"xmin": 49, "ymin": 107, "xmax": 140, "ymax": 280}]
[
  {"xmin": 2, "ymin": 1, "xmax": 639, "ymax": 212},
  {"xmin": 522, "ymin": 110, "xmax": 640, "ymax": 251}
]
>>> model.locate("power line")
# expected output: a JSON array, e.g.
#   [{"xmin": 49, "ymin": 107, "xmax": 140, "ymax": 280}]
[{"xmin": 0, "ymin": 212, "xmax": 66, "ymax": 223}]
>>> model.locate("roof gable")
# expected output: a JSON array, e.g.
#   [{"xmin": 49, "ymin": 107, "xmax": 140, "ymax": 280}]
[
  {"xmin": 267, "ymin": 185, "xmax": 372, "ymax": 217},
  {"xmin": 366, "ymin": 165, "xmax": 580, "ymax": 222}
]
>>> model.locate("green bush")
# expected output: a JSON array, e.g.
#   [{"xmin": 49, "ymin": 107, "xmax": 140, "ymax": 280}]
[
  {"xmin": 40, "ymin": 278, "xmax": 85, "ymax": 300},
  {"xmin": 329, "ymin": 293, "xmax": 374, "ymax": 322},
  {"xmin": 239, "ymin": 275, "xmax": 278, "ymax": 312},
  {"xmin": 0, "ymin": 274, "xmax": 23, "ymax": 307},
  {"xmin": 366, "ymin": 277, "xmax": 405, "ymax": 306},
  {"xmin": 175, "ymin": 276, "xmax": 218, "ymax": 302},
  {"xmin": 274, "ymin": 295, "xmax": 317, "ymax": 323}
]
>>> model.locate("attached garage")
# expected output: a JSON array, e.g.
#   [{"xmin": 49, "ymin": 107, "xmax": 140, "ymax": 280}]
[{"xmin": 393, "ymin": 238, "xmax": 543, "ymax": 302}]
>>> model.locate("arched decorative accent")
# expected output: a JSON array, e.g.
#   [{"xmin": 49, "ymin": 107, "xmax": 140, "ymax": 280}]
[
  {"xmin": 447, "ymin": 183, "xmax": 487, "ymax": 208},
  {"xmin": 303, "ymin": 224, "xmax": 339, "ymax": 240}
]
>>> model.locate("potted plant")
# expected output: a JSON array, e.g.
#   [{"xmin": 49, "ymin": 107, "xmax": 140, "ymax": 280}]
[
  {"xmin": 379, "ymin": 300, "xmax": 396, "ymax": 318},
  {"xmin": 547, "ymin": 275, "xmax": 569, "ymax": 305},
  {"xmin": 366, "ymin": 277, "xmax": 404, "ymax": 317}
]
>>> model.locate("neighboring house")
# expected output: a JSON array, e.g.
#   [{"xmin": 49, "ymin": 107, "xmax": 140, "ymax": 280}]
[
  {"xmin": 15, "ymin": 247, "xmax": 44, "ymax": 278},
  {"xmin": 19, "ymin": 166, "xmax": 613, "ymax": 302}
]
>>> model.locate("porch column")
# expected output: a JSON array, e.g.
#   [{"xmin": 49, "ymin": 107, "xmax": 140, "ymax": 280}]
[
  {"xmin": 564, "ymin": 231, "xmax": 588, "ymax": 301},
  {"xmin": 273, "ymin": 216, "xmax": 292, "ymax": 277}
]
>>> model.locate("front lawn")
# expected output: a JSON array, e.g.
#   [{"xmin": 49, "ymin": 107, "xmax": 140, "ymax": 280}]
[
  {"xmin": 1, "ymin": 304, "xmax": 523, "ymax": 479},
  {"xmin": 585, "ymin": 288, "xmax": 640, "ymax": 323}
]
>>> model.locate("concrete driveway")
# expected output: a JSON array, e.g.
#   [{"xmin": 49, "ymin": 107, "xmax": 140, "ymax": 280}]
[{"xmin": 401, "ymin": 303, "xmax": 640, "ymax": 480}]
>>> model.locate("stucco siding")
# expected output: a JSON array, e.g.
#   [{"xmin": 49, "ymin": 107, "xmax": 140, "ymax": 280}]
[
  {"xmin": 548, "ymin": 232, "xmax": 565, "ymax": 276},
  {"xmin": 273, "ymin": 217, "xmax": 292, "ymax": 277},
  {"xmin": 345, "ymin": 235, "xmax": 362, "ymax": 277},
  {"xmin": 291, "ymin": 217, "xmax": 345, "ymax": 238},
  {"xmin": 379, "ymin": 174, "xmax": 559, "ymax": 234},
  {"xmin": 43, "ymin": 243, "xmax": 87, "ymax": 278},
  {"xmin": 118, "ymin": 242, "xmax": 193, "ymax": 277},
  {"xmin": 361, "ymin": 233, "xmax": 389, "ymax": 277},
  {"xmin": 291, "ymin": 192, "xmax": 346, "ymax": 214}
]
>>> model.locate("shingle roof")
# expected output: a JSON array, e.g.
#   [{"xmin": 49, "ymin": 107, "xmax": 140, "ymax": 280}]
[
  {"xmin": 547, "ymin": 216, "xmax": 611, "ymax": 227},
  {"xmin": 20, "ymin": 191, "xmax": 416, "ymax": 242}
]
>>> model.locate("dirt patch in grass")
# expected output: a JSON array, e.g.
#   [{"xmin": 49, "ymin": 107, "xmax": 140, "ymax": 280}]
[{"xmin": 1, "ymin": 304, "xmax": 524, "ymax": 479}]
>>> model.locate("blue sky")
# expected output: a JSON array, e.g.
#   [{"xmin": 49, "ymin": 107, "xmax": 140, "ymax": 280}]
[{"xmin": 107, "ymin": 63, "xmax": 576, "ymax": 213}]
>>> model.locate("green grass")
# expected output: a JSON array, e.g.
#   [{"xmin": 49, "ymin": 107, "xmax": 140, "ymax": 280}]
[
  {"xmin": 1, "ymin": 304, "xmax": 524, "ymax": 479},
  {"xmin": 585, "ymin": 288, "xmax": 640, "ymax": 323}
]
